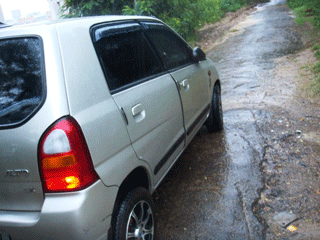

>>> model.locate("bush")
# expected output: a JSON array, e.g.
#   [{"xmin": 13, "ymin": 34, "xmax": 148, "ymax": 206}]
[
  {"xmin": 154, "ymin": 0, "xmax": 249, "ymax": 40},
  {"xmin": 122, "ymin": 1, "xmax": 155, "ymax": 16},
  {"xmin": 313, "ymin": 62, "xmax": 320, "ymax": 73},
  {"xmin": 220, "ymin": 0, "xmax": 246, "ymax": 13},
  {"xmin": 287, "ymin": 0, "xmax": 305, "ymax": 9},
  {"xmin": 288, "ymin": 0, "xmax": 320, "ymax": 29},
  {"xmin": 315, "ymin": 50, "xmax": 320, "ymax": 60},
  {"xmin": 62, "ymin": 0, "xmax": 269, "ymax": 41},
  {"xmin": 312, "ymin": 44, "xmax": 320, "ymax": 51}
]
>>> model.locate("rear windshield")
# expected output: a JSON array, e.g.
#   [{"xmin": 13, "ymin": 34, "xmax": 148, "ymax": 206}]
[{"xmin": 0, "ymin": 37, "xmax": 44, "ymax": 127}]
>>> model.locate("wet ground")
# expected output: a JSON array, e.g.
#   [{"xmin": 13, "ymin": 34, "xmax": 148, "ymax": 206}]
[{"xmin": 154, "ymin": 0, "xmax": 320, "ymax": 239}]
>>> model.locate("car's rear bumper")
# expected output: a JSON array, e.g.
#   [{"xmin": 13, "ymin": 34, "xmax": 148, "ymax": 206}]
[{"xmin": 0, "ymin": 180, "xmax": 118, "ymax": 240}]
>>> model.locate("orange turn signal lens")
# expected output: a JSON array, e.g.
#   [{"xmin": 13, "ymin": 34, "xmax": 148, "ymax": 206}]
[{"xmin": 43, "ymin": 155, "xmax": 76, "ymax": 169}]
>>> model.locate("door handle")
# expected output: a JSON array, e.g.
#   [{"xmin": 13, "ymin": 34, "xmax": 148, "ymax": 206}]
[
  {"xmin": 179, "ymin": 79, "xmax": 189, "ymax": 91},
  {"xmin": 180, "ymin": 79, "xmax": 189, "ymax": 88},
  {"xmin": 132, "ymin": 103, "xmax": 146, "ymax": 123},
  {"xmin": 132, "ymin": 103, "xmax": 143, "ymax": 116}
]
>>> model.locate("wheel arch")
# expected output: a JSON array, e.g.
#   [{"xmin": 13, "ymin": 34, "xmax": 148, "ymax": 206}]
[
  {"xmin": 214, "ymin": 79, "xmax": 221, "ymax": 89},
  {"xmin": 110, "ymin": 166, "xmax": 152, "ymax": 238},
  {"xmin": 119, "ymin": 166, "xmax": 151, "ymax": 195},
  {"xmin": 210, "ymin": 79, "xmax": 221, "ymax": 101}
]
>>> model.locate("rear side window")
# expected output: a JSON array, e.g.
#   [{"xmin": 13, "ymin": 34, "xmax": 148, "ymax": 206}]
[
  {"xmin": 92, "ymin": 22, "xmax": 162, "ymax": 92},
  {"xmin": 142, "ymin": 22, "xmax": 194, "ymax": 70},
  {"xmin": 0, "ymin": 37, "xmax": 44, "ymax": 127}
]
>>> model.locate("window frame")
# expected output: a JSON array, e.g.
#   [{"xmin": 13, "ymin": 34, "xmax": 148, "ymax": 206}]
[
  {"xmin": 0, "ymin": 35, "xmax": 47, "ymax": 130},
  {"xmin": 139, "ymin": 20, "xmax": 196, "ymax": 73},
  {"xmin": 90, "ymin": 20, "xmax": 166, "ymax": 95}
]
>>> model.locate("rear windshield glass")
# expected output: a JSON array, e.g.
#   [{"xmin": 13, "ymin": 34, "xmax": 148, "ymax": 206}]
[{"xmin": 0, "ymin": 37, "xmax": 44, "ymax": 127}]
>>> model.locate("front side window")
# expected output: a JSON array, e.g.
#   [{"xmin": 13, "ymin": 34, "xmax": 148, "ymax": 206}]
[
  {"xmin": 142, "ymin": 22, "xmax": 194, "ymax": 70},
  {"xmin": 0, "ymin": 37, "xmax": 44, "ymax": 127},
  {"xmin": 92, "ymin": 22, "xmax": 162, "ymax": 92}
]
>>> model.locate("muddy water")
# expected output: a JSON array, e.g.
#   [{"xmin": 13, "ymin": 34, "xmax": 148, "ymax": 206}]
[
  {"xmin": 154, "ymin": 1, "xmax": 302, "ymax": 239},
  {"xmin": 154, "ymin": 110, "xmax": 265, "ymax": 239}
]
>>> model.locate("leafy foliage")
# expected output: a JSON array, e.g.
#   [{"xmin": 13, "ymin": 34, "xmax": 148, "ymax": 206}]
[
  {"xmin": 61, "ymin": 0, "xmax": 131, "ymax": 17},
  {"xmin": 122, "ymin": 1, "xmax": 155, "ymax": 16},
  {"xmin": 220, "ymin": 0, "xmax": 246, "ymax": 13},
  {"xmin": 312, "ymin": 44, "xmax": 320, "ymax": 51},
  {"xmin": 287, "ymin": 0, "xmax": 320, "ymax": 29},
  {"xmin": 62, "ymin": 0, "xmax": 264, "ymax": 40}
]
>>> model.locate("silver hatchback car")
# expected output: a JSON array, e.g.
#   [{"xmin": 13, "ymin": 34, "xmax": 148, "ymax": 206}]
[{"xmin": 0, "ymin": 16, "xmax": 222, "ymax": 239}]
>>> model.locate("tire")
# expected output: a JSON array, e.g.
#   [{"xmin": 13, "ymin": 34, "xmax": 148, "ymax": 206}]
[
  {"xmin": 114, "ymin": 187, "xmax": 155, "ymax": 240},
  {"xmin": 205, "ymin": 83, "xmax": 223, "ymax": 133}
]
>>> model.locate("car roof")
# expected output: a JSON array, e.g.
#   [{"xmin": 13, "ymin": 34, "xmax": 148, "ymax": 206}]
[
  {"xmin": 1, "ymin": 15, "xmax": 156, "ymax": 30},
  {"xmin": 0, "ymin": 15, "xmax": 160, "ymax": 39}
]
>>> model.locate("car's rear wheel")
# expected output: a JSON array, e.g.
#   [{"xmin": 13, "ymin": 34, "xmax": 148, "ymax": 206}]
[
  {"xmin": 114, "ymin": 187, "xmax": 155, "ymax": 240},
  {"xmin": 206, "ymin": 83, "xmax": 223, "ymax": 133}
]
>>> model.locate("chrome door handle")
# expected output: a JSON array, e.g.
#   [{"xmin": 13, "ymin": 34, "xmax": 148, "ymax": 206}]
[
  {"xmin": 180, "ymin": 79, "xmax": 189, "ymax": 88},
  {"xmin": 179, "ymin": 79, "xmax": 190, "ymax": 92}
]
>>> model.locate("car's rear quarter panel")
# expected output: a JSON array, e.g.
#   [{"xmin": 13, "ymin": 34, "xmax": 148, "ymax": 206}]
[{"xmin": 55, "ymin": 21, "xmax": 149, "ymax": 188}]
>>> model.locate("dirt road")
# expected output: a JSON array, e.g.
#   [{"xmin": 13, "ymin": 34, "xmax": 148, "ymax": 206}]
[
  {"xmin": 154, "ymin": 1, "xmax": 320, "ymax": 239},
  {"xmin": 210, "ymin": 1, "xmax": 320, "ymax": 239}
]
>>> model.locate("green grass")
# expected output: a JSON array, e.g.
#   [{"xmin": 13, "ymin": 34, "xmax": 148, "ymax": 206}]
[
  {"xmin": 312, "ymin": 44, "xmax": 320, "ymax": 51},
  {"xmin": 289, "ymin": 6, "xmax": 320, "ymax": 94},
  {"xmin": 301, "ymin": 63, "xmax": 312, "ymax": 69},
  {"xmin": 315, "ymin": 50, "xmax": 320, "ymax": 59},
  {"xmin": 313, "ymin": 62, "xmax": 320, "ymax": 73},
  {"xmin": 288, "ymin": 0, "xmax": 320, "ymax": 94}
]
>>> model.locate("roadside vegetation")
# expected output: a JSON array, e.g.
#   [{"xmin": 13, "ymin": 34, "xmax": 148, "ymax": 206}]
[
  {"xmin": 287, "ymin": 0, "xmax": 320, "ymax": 94},
  {"xmin": 61, "ymin": 0, "xmax": 267, "ymax": 41}
]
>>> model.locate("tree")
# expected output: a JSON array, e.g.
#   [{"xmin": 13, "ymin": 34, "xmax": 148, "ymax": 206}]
[{"xmin": 62, "ymin": 0, "xmax": 133, "ymax": 17}]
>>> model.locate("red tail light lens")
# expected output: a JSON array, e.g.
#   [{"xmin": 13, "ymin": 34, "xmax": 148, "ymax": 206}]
[{"xmin": 38, "ymin": 117, "xmax": 99, "ymax": 193}]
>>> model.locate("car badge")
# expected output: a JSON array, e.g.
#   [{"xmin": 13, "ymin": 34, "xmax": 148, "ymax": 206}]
[{"xmin": 5, "ymin": 169, "xmax": 30, "ymax": 177}]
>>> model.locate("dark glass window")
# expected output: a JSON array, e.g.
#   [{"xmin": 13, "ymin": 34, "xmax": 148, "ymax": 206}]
[
  {"xmin": 0, "ymin": 37, "xmax": 44, "ymax": 126},
  {"xmin": 142, "ymin": 22, "xmax": 194, "ymax": 70},
  {"xmin": 93, "ymin": 23, "xmax": 162, "ymax": 91}
]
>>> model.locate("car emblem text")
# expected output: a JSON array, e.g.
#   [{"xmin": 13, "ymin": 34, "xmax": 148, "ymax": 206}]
[{"xmin": 5, "ymin": 169, "xmax": 30, "ymax": 177}]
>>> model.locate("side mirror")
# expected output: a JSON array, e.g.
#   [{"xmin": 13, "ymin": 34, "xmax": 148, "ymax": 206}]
[{"xmin": 193, "ymin": 47, "xmax": 206, "ymax": 62}]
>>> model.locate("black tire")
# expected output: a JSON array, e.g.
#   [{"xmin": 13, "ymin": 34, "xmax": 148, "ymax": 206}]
[
  {"xmin": 114, "ymin": 187, "xmax": 155, "ymax": 240},
  {"xmin": 205, "ymin": 83, "xmax": 223, "ymax": 133}
]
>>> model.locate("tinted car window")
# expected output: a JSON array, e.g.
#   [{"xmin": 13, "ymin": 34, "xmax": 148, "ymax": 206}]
[
  {"xmin": 0, "ymin": 37, "xmax": 44, "ymax": 126},
  {"xmin": 93, "ymin": 22, "xmax": 162, "ymax": 91},
  {"xmin": 142, "ymin": 22, "xmax": 194, "ymax": 70}
]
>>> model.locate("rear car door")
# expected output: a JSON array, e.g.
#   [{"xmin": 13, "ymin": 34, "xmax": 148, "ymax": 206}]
[
  {"xmin": 142, "ymin": 21, "xmax": 212, "ymax": 142},
  {"xmin": 91, "ymin": 22, "xmax": 185, "ymax": 185}
]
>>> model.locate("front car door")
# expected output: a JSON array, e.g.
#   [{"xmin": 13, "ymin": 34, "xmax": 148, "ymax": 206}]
[
  {"xmin": 141, "ymin": 21, "xmax": 212, "ymax": 143},
  {"xmin": 91, "ymin": 21, "xmax": 185, "ymax": 186}
]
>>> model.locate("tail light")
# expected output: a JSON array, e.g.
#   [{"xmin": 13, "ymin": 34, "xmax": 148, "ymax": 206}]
[{"xmin": 38, "ymin": 116, "xmax": 99, "ymax": 193}]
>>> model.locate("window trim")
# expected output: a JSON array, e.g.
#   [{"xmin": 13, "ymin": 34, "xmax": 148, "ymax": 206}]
[
  {"xmin": 0, "ymin": 35, "xmax": 47, "ymax": 130},
  {"xmin": 91, "ymin": 20, "xmax": 138, "ymax": 43},
  {"xmin": 110, "ymin": 71, "xmax": 167, "ymax": 95},
  {"xmin": 90, "ymin": 20, "xmax": 166, "ymax": 94}
]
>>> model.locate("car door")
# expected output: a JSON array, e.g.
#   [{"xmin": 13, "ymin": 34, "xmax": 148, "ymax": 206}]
[
  {"xmin": 91, "ymin": 22, "xmax": 185, "ymax": 185},
  {"xmin": 141, "ymin": 21, "xmax": 212, "ymax": 143}
]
